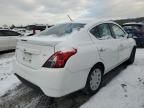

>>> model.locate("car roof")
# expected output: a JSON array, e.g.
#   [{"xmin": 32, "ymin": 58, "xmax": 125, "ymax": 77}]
[
  {"xmin": 84, "ymin": 20, "xmax": 120, "ymax": 30},
  {"xmin": 53, "ymin": 20, "xmax": 121, "ymax": 31},
  {"xmin": 44, "ymin": 20, "xmax": 121, "ymax": 33},
  {"xmin": 55, "ymin": 20, "xmax": 117, "ymax": 26}
]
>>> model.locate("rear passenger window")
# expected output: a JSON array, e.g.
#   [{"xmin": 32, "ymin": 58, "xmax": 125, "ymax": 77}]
[{"xmin": 90, "ymin": 24, "xmax": 113, "ymax": 40}]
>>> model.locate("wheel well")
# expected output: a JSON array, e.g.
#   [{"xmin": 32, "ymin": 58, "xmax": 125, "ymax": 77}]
[
  {"xmin": 132, "ymin": 46, "xmax": 136, "ymax": 52},
  {"xmin": 133, "ymin": 46, "xmax": 136, "ymax": 49},
  {"xmin": 84, "ymin": 62, "xmax": 105, "ymax": 89},
  {"xmin": 91, "ymin": 62, "xmax": 105, "ymax": 74}
]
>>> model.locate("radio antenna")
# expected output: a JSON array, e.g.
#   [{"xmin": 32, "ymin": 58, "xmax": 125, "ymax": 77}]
[{"xmin": 67, "ymin": 15, "xmax": 73, "ymax": 22}]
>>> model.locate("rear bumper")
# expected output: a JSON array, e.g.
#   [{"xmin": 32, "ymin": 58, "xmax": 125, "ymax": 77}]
[
  {"xmin": 15, "ymin": 73, "xmax": 41, "ymax": 91},
  {"xmin": 13, "ymin": 61, "xmax": 73, "ymax": 97}
]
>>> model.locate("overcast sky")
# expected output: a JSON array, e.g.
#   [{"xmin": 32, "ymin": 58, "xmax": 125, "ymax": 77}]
[{"xmin": 0, "ymin": 0, "xmax": 144, "ymax": 26}]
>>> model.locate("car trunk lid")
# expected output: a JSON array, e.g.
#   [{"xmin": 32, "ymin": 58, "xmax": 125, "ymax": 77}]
[{"xmin": 16, "ymin": 36, "xmax": 66, "ymax": 69}]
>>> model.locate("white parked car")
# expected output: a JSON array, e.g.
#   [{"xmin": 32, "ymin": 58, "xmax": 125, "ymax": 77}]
[
  {"xmin": 14, "ymin": 21, "xmax": 136, "ymax": 98},
  {"xmin": 0, "ymin": 29, "xmax": 22, "ymax": 51}
]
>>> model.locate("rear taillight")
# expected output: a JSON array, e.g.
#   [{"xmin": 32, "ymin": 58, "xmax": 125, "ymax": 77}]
[{"xmin": 43, "ymin": 48, "xmax": 77, "ymax": 68}]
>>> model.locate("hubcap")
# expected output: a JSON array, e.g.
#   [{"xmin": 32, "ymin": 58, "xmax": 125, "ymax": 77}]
[{"xmin": 90, "ymin": 68, "xmax": 102, "ymax": 91}]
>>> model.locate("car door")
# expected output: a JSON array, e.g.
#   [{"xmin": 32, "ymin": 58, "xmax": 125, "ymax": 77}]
[
  {"xmin": 4, "ymin": 30, "xmax": 21, "ymax": 49},
  {"xmin": 110, "ymin": 23, "xmax": 131, "ymax": 63},
  {"xmin": 0, "ymin": 30, "xmax": 9, "ymax": 51},
  {"xmin": 89, "ymin": 23, "xmax": 119, "ymax": 72}
]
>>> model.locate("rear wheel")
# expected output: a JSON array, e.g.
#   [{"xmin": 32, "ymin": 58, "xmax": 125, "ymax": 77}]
[
  {"xmin": 84, "ymin": 65, "xmax": 103, "ymax": 95},
  {"xmin": 127, "ymin": 47, "xmax": 136, "ymax": 65}
]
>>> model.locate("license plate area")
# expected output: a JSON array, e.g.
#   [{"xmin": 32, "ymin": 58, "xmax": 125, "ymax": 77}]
[{"xmin": 23, "ymin": 52, "xmax": 32, "ymax": 63}]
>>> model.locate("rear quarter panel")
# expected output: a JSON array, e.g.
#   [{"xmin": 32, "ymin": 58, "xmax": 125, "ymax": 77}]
[{"xmin": 55, "ymin": 39, "xmax": 101, "ymax": 90}]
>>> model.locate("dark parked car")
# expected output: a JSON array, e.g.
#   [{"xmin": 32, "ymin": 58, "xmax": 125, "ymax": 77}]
[{"xmin": 122, "ymin": 23, "xmax": 144, "ymax": 47}]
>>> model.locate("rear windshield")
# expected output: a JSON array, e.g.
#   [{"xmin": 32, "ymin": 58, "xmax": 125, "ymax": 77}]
[{"xmin": 37, "ymin": 23, "xmax": 85, "ymax": 37}]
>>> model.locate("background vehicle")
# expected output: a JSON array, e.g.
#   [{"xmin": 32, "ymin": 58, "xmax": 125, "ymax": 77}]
[
  {"xmin": 14, "ymin": 21, "xmax": 136, "ymax": 98},
  {"xmin": 122, "ymin": 23, "xmax": 144, "ymax": 47},
  {"xmin": 0, "ymin": 29, "xmax": 22, "ymax": 51}
]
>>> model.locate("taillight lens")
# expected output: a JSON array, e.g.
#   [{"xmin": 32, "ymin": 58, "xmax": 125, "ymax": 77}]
[{"xmin": 43, "ymin": 48, "xmax": 77, "ymax": 68}]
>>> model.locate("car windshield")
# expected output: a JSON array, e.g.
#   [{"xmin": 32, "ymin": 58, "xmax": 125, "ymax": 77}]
[{"xmin": 37, "ymin": 23, "xmax": 85, "ymax": 37}]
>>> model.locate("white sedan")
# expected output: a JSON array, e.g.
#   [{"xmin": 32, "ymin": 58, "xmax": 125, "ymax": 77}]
[
  {"xmin": 0, "ymin": 29, "xmax": 22, "ymax": 51},
  {"xmin": 13, "ymin": 21, "xmax": 136, "ymax": 98}
]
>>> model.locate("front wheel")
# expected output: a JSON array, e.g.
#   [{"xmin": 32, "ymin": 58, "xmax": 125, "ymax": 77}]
[
  {"xmin": 84, "ymin": 65, "xmax": 103, "ymax": 95},
  {"xmin": 127, "ymin": 47, "xmax": 136, "ymax": 65}
]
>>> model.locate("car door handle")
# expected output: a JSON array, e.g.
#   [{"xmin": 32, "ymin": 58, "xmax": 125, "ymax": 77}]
[{"xmin": 99, "ymin": 48, "xmax": 106, "ymax": 52}]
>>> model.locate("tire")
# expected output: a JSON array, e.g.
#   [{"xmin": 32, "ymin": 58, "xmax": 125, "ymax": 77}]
[
  {"xmin": 127, "ymin": 47, "xmax": 136, "ymax": 65},
  {"xmin": 84, "ymin": 65, "xmax": 103, "ymax": 95}
]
